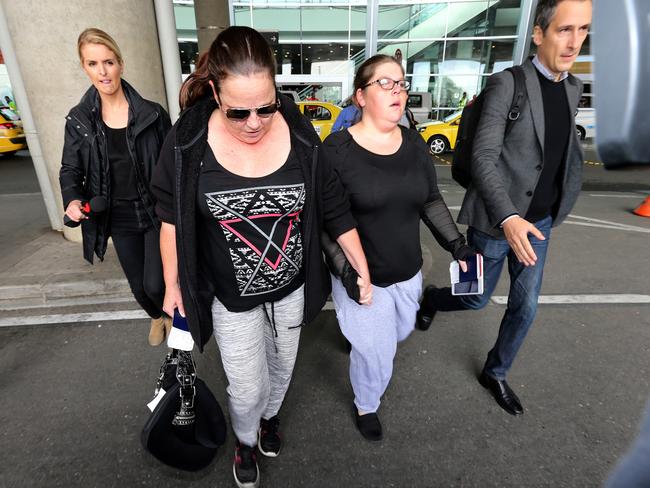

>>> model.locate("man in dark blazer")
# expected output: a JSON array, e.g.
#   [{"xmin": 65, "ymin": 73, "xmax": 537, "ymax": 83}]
[{"xmin": 417, "ymin": 0, "xmax": 593, "ymax": 415}]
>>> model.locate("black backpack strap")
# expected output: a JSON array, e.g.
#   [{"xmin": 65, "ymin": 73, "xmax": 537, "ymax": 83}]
[{"xmin": 505, "ymin": 65, "xmax": 526, "ymax": 134}]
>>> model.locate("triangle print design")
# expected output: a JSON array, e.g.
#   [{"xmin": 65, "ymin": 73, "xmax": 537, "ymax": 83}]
[{"xmin": 204, "ymin": 183, "xmax": 305, "ymax": 296}]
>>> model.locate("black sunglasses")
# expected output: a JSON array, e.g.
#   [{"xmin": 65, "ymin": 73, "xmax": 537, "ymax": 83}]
[{"xmin": 218, "ymin": 99, "xmax": 281, "ymax": 121}]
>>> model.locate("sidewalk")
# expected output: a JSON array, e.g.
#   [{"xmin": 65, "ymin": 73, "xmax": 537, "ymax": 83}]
[{"xmin": 0, "ymin": 229, "xmax": 130, "ymax": 311}]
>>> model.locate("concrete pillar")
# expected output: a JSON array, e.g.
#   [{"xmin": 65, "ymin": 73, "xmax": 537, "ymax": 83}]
[
  {"xmin": 1, "ymin": 0, "xmax": 168, "ymax": 241},
  {"xmin": 194, "ymin": 0, "xmax": 230, "ymax": 53}
]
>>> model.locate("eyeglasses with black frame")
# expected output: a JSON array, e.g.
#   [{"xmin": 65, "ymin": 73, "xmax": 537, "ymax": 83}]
[
  {"xmin": 363, "ymin": 78, "xmax": 411, "ymax": 91},
  {"xmin": 217, "ymin": 98, "xmax": 281, "ymax": 121}
]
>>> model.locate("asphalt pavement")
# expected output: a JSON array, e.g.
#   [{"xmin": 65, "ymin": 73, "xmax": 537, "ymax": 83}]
[{"xmin": 0, "ymin": 147, "xmax": 649, "ymax": 488}]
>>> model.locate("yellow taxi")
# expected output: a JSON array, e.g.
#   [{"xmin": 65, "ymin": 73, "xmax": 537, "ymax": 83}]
[
  {"xmin": 0, "ymin": 106, "xmax": 27, "ymax": 156},
  {"xmin": 296, "ymin": 101, "xmax": 342, "ymax": 142},
  {"xmin": 417, "ymin": 110, "xmax": 462, "ymax": 155}
]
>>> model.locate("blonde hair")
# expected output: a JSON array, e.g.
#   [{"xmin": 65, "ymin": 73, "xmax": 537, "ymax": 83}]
[{"xmin": 77, "ymin": 28, "xmax": 123, "ymax": 65}]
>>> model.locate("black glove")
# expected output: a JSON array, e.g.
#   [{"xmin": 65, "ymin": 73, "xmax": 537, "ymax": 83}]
[
  {"xmin": 341, "ymin": 261, "xmax": 360, "ymax": 304},
  {"xmin": 322, "ymin": 231, "xmax": 361, "ymax": 304},
  {"xmin": 449, "ymin": 237, "xmax": 477, "ymax": 262}
]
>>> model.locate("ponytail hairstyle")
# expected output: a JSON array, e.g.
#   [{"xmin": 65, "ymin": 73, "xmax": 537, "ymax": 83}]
[{"xmin": 179, "ymin": 26, "xmax": 277, "ymax": 110}]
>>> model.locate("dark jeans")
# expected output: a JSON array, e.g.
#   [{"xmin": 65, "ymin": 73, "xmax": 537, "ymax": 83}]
[
  {"xmin": 111, "ymin": 201, "xmax": 164, "ymax": 319},
  {"xmin": 429, "ymin": 216, "xmax": 552, "ymax": 380}
]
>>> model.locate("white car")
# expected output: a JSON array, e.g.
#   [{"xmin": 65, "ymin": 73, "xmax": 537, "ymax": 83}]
[{"xmin": 575, "ymin": 108, "xmax": 596, "ymax": 140}]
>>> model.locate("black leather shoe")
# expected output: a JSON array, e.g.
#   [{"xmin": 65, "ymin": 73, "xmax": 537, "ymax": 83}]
[
  {"xmin": 415, "ymin": 285, "xmax": 438, "ymax": 331},
  {"xmin": 478, "ymin": 371, "xmax": 524, "ymax": 416},
  {"xmin": 353, "ymin": 404, "xmax": 383, "ymax": 441}
]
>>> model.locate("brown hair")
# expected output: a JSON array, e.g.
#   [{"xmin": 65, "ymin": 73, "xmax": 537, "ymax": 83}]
[
  {"xmin": 77, "ymin": 28, "xmax": 123, "ymax": 65},
  {"xmin": 179, "ymin": 26, "xmax": 276, "ymax": 110},
  {"xmin": 534, "ymin": 0, "xmax": 591, "ymax": 33},
  {"xmin": 353, "ymin": 54, "xmax": 404, "ymax": 107}
]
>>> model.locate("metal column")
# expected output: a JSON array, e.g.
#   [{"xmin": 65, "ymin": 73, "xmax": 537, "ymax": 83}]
[
  {"xmin": 513, "ymin": 0, "xmax": 538, "ymax": 65},
  {"xmin": 365, "ymin": 0, "xmax": 379, "ymax": 59},
  {"xmin": 0, "ymin": 2, "xmax": 60, "ymax": 230},
  {"xmin": 154, "ymin": 0, "xmax": 183, "ymax": 122}
]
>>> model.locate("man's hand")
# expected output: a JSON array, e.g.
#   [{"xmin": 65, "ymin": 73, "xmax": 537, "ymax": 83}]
[{"xmin": 502, "ymin": 216, "xmax": 545, "ymax": 266}]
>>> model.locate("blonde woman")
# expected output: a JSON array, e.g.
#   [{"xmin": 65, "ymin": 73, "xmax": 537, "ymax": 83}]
[{"xmin": 60, "ymin": 28, "xmax": 171, "ymax": 345}]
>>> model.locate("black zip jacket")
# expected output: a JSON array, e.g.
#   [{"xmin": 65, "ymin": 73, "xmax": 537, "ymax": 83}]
[
  {"xmin": 151, "ymin": 94, "xmax": 356, "ymax": 352},
  {"xmin": 59, "ymin": 80, "xmax": 171, "ymax": 263}
]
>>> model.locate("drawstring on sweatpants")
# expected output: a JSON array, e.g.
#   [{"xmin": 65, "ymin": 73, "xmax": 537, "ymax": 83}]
[{"xmin": 262, "ymin": 302, "xmax": 279, "ymax": 354}]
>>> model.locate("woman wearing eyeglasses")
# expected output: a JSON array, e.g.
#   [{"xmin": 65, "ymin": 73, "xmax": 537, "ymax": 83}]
[
  {"xmin": 151, "ymin": 26, "xmax": 370, "ymax": 488},
  {"xmin": 323, "ymin": 55, "xmax": 475, "ymax": 441}
]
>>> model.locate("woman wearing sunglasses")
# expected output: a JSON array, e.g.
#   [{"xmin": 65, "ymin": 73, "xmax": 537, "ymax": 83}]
[
  {"xmin": 151, "ymin": 26, "xmax": 370, "ymax": 488},
  {"xmin": 323, "ymin": 55, "xmax": 475, "ymax": 441},
  {"xmin": 59, "ymin": 28, "xmax": 171, "ymax": 346}
]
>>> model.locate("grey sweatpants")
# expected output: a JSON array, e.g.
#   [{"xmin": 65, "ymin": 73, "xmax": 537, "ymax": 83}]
[
  {"xmin": 212, "ymin": 285, "xmax": 304, "ymax": 447},
  {"xmin": 331, "ymin": 272, "xmax": 422, "ymax": 413}
]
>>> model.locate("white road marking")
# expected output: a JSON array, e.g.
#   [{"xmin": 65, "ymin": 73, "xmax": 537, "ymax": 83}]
[
  {"xmin": 565, "ymin": 214, "xmax": 650, "ymax": 233},
  {"xmin": 491, "ymin": 294, "xmax": 650, "ymax": 305},
  {"xmin": 0, "ymin": 192, "xmax": 43, "ymax": 198},
  {"xmin": 0, "ymin": 309, "xmax": 148, "ymax": 327},
  {"xmin": 0, "ymin": 294, "xmax": 135, "ymax": 311},
  {"xmin": 3, "ymin": 295, "xmax": 647, "ymax": 327},
  {"xmin": 588, "ymin": 194, "xmax": 646, "ymax": 198}
]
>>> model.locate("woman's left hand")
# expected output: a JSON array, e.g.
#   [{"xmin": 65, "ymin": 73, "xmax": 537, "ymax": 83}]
[{"xmin": 458, "ymin": 260, "xmax": 468, "ymax": 273}]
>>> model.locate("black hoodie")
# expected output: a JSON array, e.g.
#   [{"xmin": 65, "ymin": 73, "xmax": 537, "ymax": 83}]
[
  {"xmin": 59, "ymin": 80, "xmax": 171, "ymax": 263},
  {"xmin": 151, "ymin": 94, "xmax": 356, "ymax": 351}
]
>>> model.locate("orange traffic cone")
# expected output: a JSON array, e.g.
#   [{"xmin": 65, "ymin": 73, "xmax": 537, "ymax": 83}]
[{"xmin": 633, "ymin": 195, "xmax": 650, "ymax": 217}]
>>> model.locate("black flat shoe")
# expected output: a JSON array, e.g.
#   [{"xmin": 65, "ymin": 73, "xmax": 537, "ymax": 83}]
[
  {"xmin": 415, "ymin": 285, "xmax": 438, "ymax": 331},
  {"xmin": 353, "ymin": 404, "xmax": 383, "ymax": 441},
  {"xmin": 478, "ymin": 371, "xmax": 524, "ymax": 416}
]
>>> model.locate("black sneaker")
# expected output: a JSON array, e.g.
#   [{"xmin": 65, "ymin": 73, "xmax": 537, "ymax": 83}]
[
  {"xmin": 415, "ymin": 285, "xmax": 438, "ymax": 331},
  {"xmin": 258, "ymin": 415, "xmax": 282, "ymax": 457},
  {"xmin": 233, "ymin": 441, "xmax": 259, "ymax": 488}
]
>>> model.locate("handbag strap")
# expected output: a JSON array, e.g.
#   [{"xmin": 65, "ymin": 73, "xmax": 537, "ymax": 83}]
[
  {"xmin": 172, "ymin": 349, "xmax": 197, "ymax": 426},
  {"xmin": 154, "ymin": 350, "xmax": 176, "ymax": 396}
]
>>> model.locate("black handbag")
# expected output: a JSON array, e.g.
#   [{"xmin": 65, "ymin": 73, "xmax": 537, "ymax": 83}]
[{"xmin": 141, "ymin": 349, "xmax": 226, "ymax": 471}]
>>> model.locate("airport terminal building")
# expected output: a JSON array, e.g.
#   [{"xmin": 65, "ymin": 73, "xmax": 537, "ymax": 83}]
[
  {"xmin": 174, "ymin": 0, "xmax": 592, "ymax": 115},
  {"xmin": 0, "ymin": 0, "xmax": 592, "ymax": 233}
]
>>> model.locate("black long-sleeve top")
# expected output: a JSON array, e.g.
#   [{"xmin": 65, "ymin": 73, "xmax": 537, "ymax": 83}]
[{"xmin": 322, "ymin": 126, "xmax": 462, "ymax": 286}]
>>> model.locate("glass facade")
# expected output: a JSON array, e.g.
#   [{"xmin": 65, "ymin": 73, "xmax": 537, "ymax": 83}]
[{"xmin": 175, "ymin": 0, "xmax": 537, "ymax": 118}]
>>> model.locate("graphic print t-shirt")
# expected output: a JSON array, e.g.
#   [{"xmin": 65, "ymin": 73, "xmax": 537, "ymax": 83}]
[{"xmin": 197, "ymin": 142, "xmax": 305, "ymax": 312}]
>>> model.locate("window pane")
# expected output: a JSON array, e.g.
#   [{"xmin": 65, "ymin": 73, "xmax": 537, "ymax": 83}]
[
  {"xmin": 441, "ymin": 40, "xmax": 485, "ymax": 75},
  {"xmin": 302, "ymin": 43, "xmax": 351, "ymax": 76},
  {"xmin": 378, "ymin": 40, "xmax": 445, "ymax": 76},
  {"xmin": 378, "ymin": 5, "xmax": 412, "ymax": 40},
  {"xmin": 301, "ymin": 7, "xmax": 350, "ymax": 42},
  {"xmin": 485, "ymin": 0, "xmax": 521, "ymax": 36},
  {"xmin": 234, "ymin": 6, "xmax": 251, "ymax": 27},
  {"xmin": 350, "ymin": 5, "xmax": 367, "ymax": 40},
  {"xmin": 379, "ymin": 3, "xmax": 450, "ymax": 41},
  {"xmin": 252, "ymin": 7, "xmax": 300, "ymax": 35},
  {"xmin": 409, "ymin": 3, "xmax": 449, "ymax": 37},
  {"xmin": 438, "ymin": 75, "xmax": 481, "ymax": 110},
  {"xmin": 446, "ymin": 1, "xmax": 490, "ymax": 38},
  {"xmin": 482, "ymin": 39, "xmax": 515, "ymax": 73},
  {"xmin": 275, "ymin": 43, "xmax": 302, "ymax": 75},
  {"xmin": 178, "ymin": 41, "xmax": 199, "ymax": 75}
]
